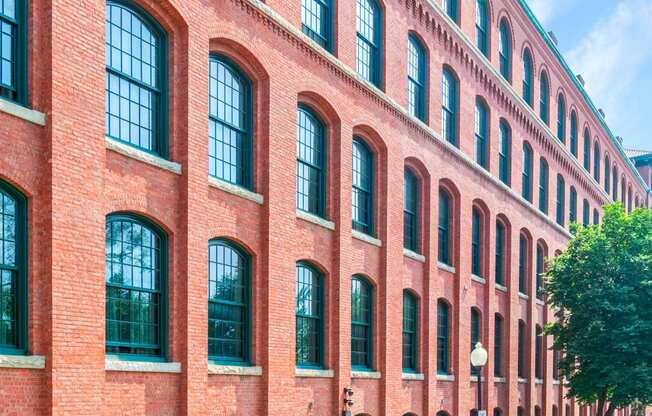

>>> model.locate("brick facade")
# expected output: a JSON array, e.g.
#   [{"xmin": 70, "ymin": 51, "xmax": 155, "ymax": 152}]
[{"xmin": 0, "ymin": 0, "xmax": 648, "ymax": 415}]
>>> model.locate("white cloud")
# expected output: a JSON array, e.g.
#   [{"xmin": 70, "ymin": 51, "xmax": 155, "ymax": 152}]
[{"xmin": 526, "ymin": 0, "xmax": 559, "ymax": 25}]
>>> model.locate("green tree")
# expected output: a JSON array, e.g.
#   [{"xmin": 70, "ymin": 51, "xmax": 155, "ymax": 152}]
[{"xmin": 545, "ymin": 204, "xmax": 652, "ymax": 416}]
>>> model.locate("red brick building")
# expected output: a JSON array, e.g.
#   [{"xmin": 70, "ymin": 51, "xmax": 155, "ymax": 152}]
[{"xmin": 0, "ymin": 0, "xmax": 648, "ymax": 414}]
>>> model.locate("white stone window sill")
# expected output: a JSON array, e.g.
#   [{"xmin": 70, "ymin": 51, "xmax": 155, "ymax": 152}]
[
  {"xmin": 402, "ymin": 372, "xmax": 424, "ymax": 381},
  {"xmin": 0, "ymin": 354, "xmax": 46, "ymax": 369},
  {"xmin": 295, "ymin": 368, "xmax": 334, "ymax": 378},
  {"xmin": 535, "ymin": 378, "xmax": 544, "ymax": 385},
  {"xmin": 208, "ymin": 364, "xmax": 262, "ymax": 376},
  {"xmin": 105, "ymin": 357, "xmax": 181, "ymax": 373},
  {"xmin": 296, "ymin": 210, "xmax": 335, "ymax": 230},
  {"xmin": 403, "ymin": 249, "xmax": 426, "ymax": 263},
  {"xmin": 494, "ymin": 377, "xmax": 507, "ymax": 383},
  {"xmin": 437, "ymin": 262, "xmax": 456, "ymax": 274},
  {"xmin": 351, "ymin": 370, "xmax": 381, "ymax": 379},
  {"xmin": 536, "ymin": 299, "xmax": 546, "ymax": 306},
  {"xmin": 518, "ymin": 292, "xmax": 530, "ymax": 300},
  {"xmin": 471, "ymin": 274, "xmax": 486, "ymax": 284},
  {"xmin": 436, "ymin": 374, "xmax": 455, "ymax": 381},
  {"xmin": 351, "ymin": 230, "xmax": 382, "ymax": 247},
  {"xmin": 518, "ymin": 377, "xmax": 528, "ymax": 384},
  {"xmin": 552, "ymin": 379, "xmax": 560, "ymax": 385},
  {"xmin": 495, "ymin": 284, "xmax": 508, "ymax": 292},
  {"xmin": 0, "ymin": 98, "xmax": 45, "ymax": 126},
  {"xmin": 106, "ymin": 137, "xmax": 182, "ymax": 175},
  {"xmin": 208, "ymin": 176, "xmax": 264, "ymax": 205}
]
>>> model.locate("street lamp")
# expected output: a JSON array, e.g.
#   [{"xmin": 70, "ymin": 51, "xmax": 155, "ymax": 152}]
[{"xmin": 471, "ymin": 342, "xmax": 488, "ymax": 416}]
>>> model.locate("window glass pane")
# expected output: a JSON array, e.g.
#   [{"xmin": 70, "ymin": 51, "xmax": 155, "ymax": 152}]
[
  {"xmin": 556, "ymin": 175, "xmax": 565, "ymax": 226},
  {"xmin": 523, "ymin": 51, "xmax": 533, "ymax": 106},
  {"xmin": 471, "ymin": 209, "xmax": 482, "ymax": 276},
  {"xmin": 494, "ymin": 315, "xmax": 502, "ymax": 376},
  {"xmin": 356, "ymin": 0, "xmax": 380, "ymax": 86},
  {"xmin": 403, "ymin": 169, "xmax": 419, "ymax": 252},
  {"xmin": 301, "ymin": 0, "xmax": 330, "ymax": 49},
  {"xmin": 540, "ymin": 74, "xmax": 549, "ymax": 123},
  {"xmin": 470, "ymin": 309, "xmax": 480, "ymax": 375},
  {"xmin": 570, "ymin": 113, "xmax": 578, "ymax": 157},
  {"xmin": 499, "ymin": 21, "xmax": 510, "ymax": 79},
  {"xmin": 402, "ymin": 292, "xmax": 417, "ymax": 371},
  {"xmin": 296, "ymin": 107, "xmax": 325, "ymax": 215},
  {"xmin": 296, "ymin": 263, "xmax": 322, "ymax": 366},
  {"xmin": 438, "ymin": 190, "xmax": 451, "ymax": 265},
  {"xmin": 495, "ymin": 222, "xmax": 505, "ymax": 285},
  {"xmin": 437, "ymin": 300, "xmax": 449, "ymax": 374},
  {"xmin": 407, "ymin": 36, "xmax": 425, "ymax": 121},
  {"xmin": 518, "ymin": 235, "xmax": 527, "ymax": 293},
  {"xmin": 352, "ymin": 139, "xmax": 373, "ymax": 234},
  {"xmin": 539, "ymin": 159, "xmax": 548, "ymax": 214},
  {"xmin": 442, "ymin": 69, "xmax": 457, "ymax": 145},
  {"xmin": 474, "ymin": 100, "xmax": 487, "ymax": 168},
  {"xmin": 0, "ymin": 190, "xmax": 17, "ymax": 348},
  {"xmin": 498, "ymin": 122, "xmax": 510, "ymax": 185},
  {"xmin": 352, "ymin": 276, "xmax": 372, "ymax": 368},
  {"xmin": 522, "ymin": 144, "xmax": 532, "ymax": 202},
  {"xmin": 443, "ymin": 0, "xmax": 457, "ymax": 21},
  {"xmin": 557, "ymin": 95, "xmax": 566, "ymax": 142},
  {"xmin": 475, "ymin": 0, "xmax": 488, "ymax": 55}
]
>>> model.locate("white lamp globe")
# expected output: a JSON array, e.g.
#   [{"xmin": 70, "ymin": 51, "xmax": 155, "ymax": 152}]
[{"xmin": 470, "ymin": 342, "xmax": 488, "ymax": 367}]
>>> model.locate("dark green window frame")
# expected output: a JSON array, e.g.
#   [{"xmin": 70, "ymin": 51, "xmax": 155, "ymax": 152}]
[
  {"xmin": 443, "ymin": 0, "xmax": 458, "ymax": 22},
  {"xmin": 442, "ymin": 67, "xmax": 458, "ymax": 146},
  {"xmin": 407, "ymin": 34, "xmax": 426, "ymax": 122},
  {"xmin": 593, "ymin": 208, "xmax": 599, "ymax": 225},
  {"xmin": 209, "ymin": 54, "xmax": 252, "ymax": 188},
  {"xmin": 352, "ymin": 137, "xmax": 374, "ymax": 236},
  {"xmin": 612, "ymin": 166, "xmax": 618, "ymax": 201},
  {"xmin": 0, "ymin": 0, "xmax": 27, "ymax": 105},
  {"xmin": 498, "ymin": 120, "xmax": 511, "ymax": 186},
  {"xmin": 438, "ymin": 189, "xmax": 452, "ymax": 266},
  {"xmin": 604, "ymin": 155, "xmax": 611, "ymax": 194},
  {"xmin": 583, "ymin": 129, "xmax": 591, "ymax": 171},
  {"xmin": 470, "ymin": 308, "xmax": 480, "ymax": 375},
  {"xmin": 518, "ymin": 234, "xmax": 528, "ymax": 294},
  {"xmin": 296, "ymin": 262, "xmax": 324, "ymax": 368},
  {"xmin": 557, "ymin": 94, "xmax": 566, "ymax": 143},
  {"xmin": 538, "ymin": 158, "xmax": 548, "ymax": 214},
  {"xmin": 351, "ymin": 275, "xmax": 373, "ymax": 370},
  {"xmin": 582, "ymin": 199, "xmax": 590, "ymax": 227},
  {"xmin": 208, "ymin": 239, "xmax": 251, "ymax": 364},
  {"xmin": 471, "ymin": 208, "xmax": 483, "ymax": 277},
  {"xmin": 522, "ymin": 143, "xmax": 533, "ymax": 202},
  {"xmin": 517, "ymin": 320, "xmax": 526, "ymax": 378},
  {"xmin": 570, "ymin": 112, "xmax": 578, "ymax": 157},
  {"xmin": 0, "ymin": 181, "xmax": 27, "ymax": 354},
  {"xmin": 436, "ymin": 299, "xmax": 450, "ymax": 374},
  {"xmin": 296, "ymin": 105, "xmax": 326, "ymax": 217},
  {"xmin": 105, "ymin": 0, "xmax": 168, "ymax": 158},
  {"xmin": 403, "ymin": 168, "xmax": 419, "ymax": 253},
  {"xmin": 569, "ymin": 186, "xmax": 577, "ymax": 224},
  {"xmin": 494, "ymin": 314, "xmax": 503, "ymax": 377},
  {"xmin": 474, "ymin": 98, "xmax": 488, "ymax": 169},
  {"xmin": 301, "ymin": 0, "xmax": 332, "ymax": 51},
  {"xmin": 356, "ymin": 0, "xmax": 382, "ymax": 87},
  {"xmin": 475, "ymin": 0, "xmax": 489, "ymax": 56},
  {"xmin": 535, "ymin": 243, "xmax": 544, "ymax": 300},
  {"xmin": 522, "ymin": 50, "xmax": 533, "ymax": 107},
  {"xmin": 498, "ymin": 19, "xmax": 511, "ymax": 81},
  {"xmin": 402, "ymin": 290, "xmax": 418, "ymax": 372},
  {"xmin": 105, "ymin": 213, "xmax": 168, "ymax": 359},
  {"xmin": 535, "ymin": 325, "xmax": 543, "ymax": 379},
  {"xmin": 556, "ymin": 174, "xmax": 565, "ymax": 226},
  {"xmin": 539, "ymin": 72, "xmax": 549, "ymax": 124},
  {"xmin": 621, "ymin": 178, "xmax": 626, "ymax": 204},
  {"xmin": 593, "ymin": 141, "xmax": 601, "ymax": 183},
  {"xmin": 495, "ymin": 221, "xmax": 505, "ymax": 286}
]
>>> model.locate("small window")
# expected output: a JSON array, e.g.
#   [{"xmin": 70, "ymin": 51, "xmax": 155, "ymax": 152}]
[
  {"xmin": 475, "ymin": 0, "xmax": 489, "ymax": 56},
  {"xmin": 556, "ymin": 174, "xmax": 566, "ymax": 226},
  {"xmin": 612, "ymin": 166, "xmax": 618, "ymax": 200},
  {"xmin": 0, "ymin": 0, "xmax": 27, "ymax": 104},
  {"xmin": 517, "ymin": 320, "xmax": 526, "ymax": 378},
  {"xmin": 296, "ymin": 262, "xmax": 324, "ymax": 367},
  {"xmin": 404, "ymin": 168, "xmax": 420, "ymax": 252},
  {"xmin": 582, "ymin": 199, "xmax": 590, "ymax": 226},
  {"xmin": 442, "ymin": 68, "xmax": 458, "ymax": 146},
  {"xmin": 498, "ymin": 19, "xmax": 511, "ymax": 81},
  {"xmin": 351, "ymin": 275, "xmax": 373, "ymax": 370},
  {"xmin": 442, "ymin": 0, "xmax": 458, "ymax": 23},
  {"xmin": 583, "ymin": 129, "xmax": 591, "ymax": 171},
  {"xmin": 498, "ymin": 120, "xmax": 511, "ymax": 186},
  {"xmin": 402, "ymin": 291, "xmax": 418, "ymax": 372},
  {"xmin": 628, "ymin": 187, "xmax": 632, "ymax": 213},
  {"xmin": 593, "ymin": 208, "xmax": 599, "ymax": 225},
  {"xmin": 518, "ymin": 234, "xmax": 528, "ymax": 294},
  {"xmin": 471, "ymin": 208, "xmax": 483, "ymax": 277},
  {"xmin": 494, "ymin": 314, "xmax": 503, "ymax": 377},
  {"xmin": 352, "ymin": 138, "xmax": 374, "ymax": 235},
  {"xmin": 437, "ymin": 299, "xmax": 450, "ymax": 374},
  {"xmin": 523, "ymin": 50, "xmax": 534, "ymax": 106},
  {"xmin": 557, "ymin": 94, "xmax": 566, "ymax": 142},
  {"xmin": 569, "ymin": 186, "xmax": 577, "ymax": 224},
  {"xmin": 407, "ymin": 35, "xmax": 427, "ymax": 122},
  {"xmin": 296, "ymin": 106, "xmax": 326, "ymax": 216},
  {"xmin": 522, "ymin": 143, "xmax": 533, "ymax": 202},
  {"xmin": 621, "ymin": 177, "xmax": 626, "ymax": 204},
  {"xmin": 474, "ymin": 98, "xmax": 489, "ymax": 169},
  {"xmin": 540, "ymin": 72, "xmax": 550, "ymax": 124},
  {"xmin": 470, "ymin": 308, "xmax": 481, "ymax": 375},
  {"xmin": 536, "ymin": 243, "xmax": 545, "ymax": 300},
  {"xmin": 570, "ymin": 112, "xmax": 578, "ymax": 157},
  {"xmin": 301, "ymin": 0, "xmax": 332, "ymax": 50},
  {"xmin": 593, "ymin": 141, "xmax": 601, "ymax": 183},
  {"xmin": 438, "ymin": 189, "xmax": 452, "ymax": 266},
  {"xmin": 604, "ymin": 155, "xmax": 611, "ymax": 194},
  {"xmin": 538, "ymin": 158, "xmax": 549, "ymax": 214},
  {"xmin": 535, "ymin": 325, "xmax": 543, "ymax": 378},
  {"xmin": 356, "ymin": 0, "xmax": 382, "ymax": 87},
  {"xmin": 495, "ymin": 221, "xmax": 506, "ymax": 286}
]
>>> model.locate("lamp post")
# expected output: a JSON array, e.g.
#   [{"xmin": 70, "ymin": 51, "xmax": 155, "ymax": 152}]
[{"xmin": 471, "ymin": 342, "xmax": 488, "ymax": 416}]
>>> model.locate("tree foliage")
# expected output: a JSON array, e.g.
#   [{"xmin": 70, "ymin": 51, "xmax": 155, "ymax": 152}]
[{"xmin": 545, "ymin": 204, "xmax": 652, "ymax": 416}]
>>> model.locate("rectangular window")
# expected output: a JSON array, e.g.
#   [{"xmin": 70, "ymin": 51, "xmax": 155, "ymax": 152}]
[
  {"xmin": 438, "ymin": 191, "xmax": 451, "ymax": 266},
  {"xmin": 518, "ymin": 321, "xmax": 526, "ymax": 378},
  {"xmin": 437, "ymin": 300, "xmax": 449, "ymax": 374},
  {"xmin": 301, "ymin": 0, "xmax": 331, "ymax": 50},
  {"xmin": 351, "ymin": 277, "xmax": 372, "ymax": 369},
  {"xmin": 296, "ymin": 107, "xmax": 325, "ymax": 216},
  {"xmin": 556, "ymin": 176, "xmax": 566, "ymax": 226},
  {"xmin": 356, "ymin": 0, "xmax": 381, "ymax": 87},
  {"xmin": 0, "ymin": 0, "xmax": 25, "ymax": 104},
  {"xmin": 296, "ymin": 264, "xmax": 323, "ymax": 367},
  {"xmin": 407, "ymin": 36, "xmax": 426, "ymax": 122},
  {"xmin": 498, "ymin": 122, "xmax": 511, "ymax": 186},
  {"xmin": 474, "ymin": 101, "xmax": 488, "ymax": 169},
  {"xmin": 518, "ymin": 235, "xmax": 527, "ymax": 294},
  {"xmin": 403, "ymin": 170, "xmax": 419, "ymax": 252},
  {"xmin": 535, "ymin": 328, "xmax": 543, "ymax": 379},
  {"xmin": 494, "ymin": 315, "xmax": 503, "ymax": 377},
  {"xmin": 402, "ymin": 293, "xmax": 418, "ymax": 372},
  {"xmin": 536, "ymin": 245, "xmax": 544, "ymax": 300},
  {"xmin": 539, "ymin": 160, "xmax": 548, "ymax": 214},
  {"xmin": 522, "ymin": 145, "xmax": 533, "ymax": 202},
  {"xmin": 495, "ymin": 222, "xmax": 505, "ymax": 286},
  {"xmin": 470, "ymin": 309, "xmax": 480, "ymax": 375},
  {"xmin": 471, "ymin": 209, "xmax": 482, "ymax": 277}
]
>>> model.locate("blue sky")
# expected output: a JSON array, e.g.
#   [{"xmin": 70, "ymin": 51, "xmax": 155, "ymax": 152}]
[{"xmin": 526, "ymin": 0, "xmax": 652, "ymax": 151}]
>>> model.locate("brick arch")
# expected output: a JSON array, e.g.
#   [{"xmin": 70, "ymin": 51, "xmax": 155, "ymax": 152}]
[
  {"xmin": 210, "ymin": 38, "xmax": 270, "ymax": 84},
  {"xmin": 208, "ymin": 235, "xmax": 256, "ymax": 259},
  {"xmin": 105, "ymin": 209, "xmax": 174, "ymax": 237},
  {"xmin": 352, "ymin": 124, "xmax": 388, "ymax": 157},
  {"xmin": 351, "ymin": 272, "xmax": 378, "ymax": 290}
]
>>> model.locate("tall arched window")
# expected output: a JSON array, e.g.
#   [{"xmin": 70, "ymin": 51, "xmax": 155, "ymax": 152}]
[
  {"xmin": 518, "ymin": 320, "xmax": 526, "ymax": 377},
  {"xmin": 296, "ymin": 105, "xmax": 326, "ymax": 216},
  {"xmin": 356, "ymin": 0, "xmax": 381, "ymax": 87},
  {"xmin": 352, "ymin": 138, "xmax": 374, "ymax": 235},
  {"xmin": 407, "ymin": 34, "xmax": 426, "ymax": 121},
  {"xmin": 557, "ymin": 94, "xmax": 566, "ymax": 143},
  {"xmin": 296, "ymin": 262, "xmax": 324, "ymax": 367},
  {"xmin": 569, "ymin": 186, "xmax": 577, "ymax": 224},
  {"xmin": 475, "ymin": 98, "xmax": 489, "ymax": 169},
  {"xmin": 552, "ymin": 347, "xmax": 560, "ymax": 380},
  {"xmin": 442, "ymin": 67, "xmax": 458, "ymax": 145},
  {"xmin": 442, "ymin": 0, "xmax": 458, "ymax": 22},
  {"xmin": 570, "ymin": 111, "xmax": 578, "ymax": 157},
  {"xmin": 604, "ymin": 154, "xmax": 611, "ymax": 194},
  {"xmin": 593, "ymin": 208, "xmax": 599, "ymax": 225},
  {"xmin": 535, "ymin": 325, "xmax": 543, "ymax": 379},
  {"xmin": 518, "ymin": 233, "xmax": 529, "ymax": 294},
  {"xmin": 470, "ymin": 308, "xmax": 481, "ymax": 375},
  {"xmin": 0, "ymin": 0, "xmax": 26, "ymax": 103},
  {"xmin": 437, "ymin": 299, "xmax": 450, "ymax": 374},
  {"xmin": 536, "ymin": 243, "xmax": 545, "ymax": 300},
  {"xmin": 475, "ymin": 0, "xmax": 489, "ymax": 56},
  {"xmin": 494, "ymin": 314, "xmax": 503, "ymax": 377},
  {"xmin": 0, "ymin": 182, "xmax": 27, "ymax": 352},
  {"xmin": 583, "ymin": 199, "xmax": 590, "ymax": 226},
  {"xmin": 106, "ymin": 1, "xmax": 167, "ymax": 156},
  {"xmin": 523, "ymin": 50, "xmax": 533, "ymax": 106},
  {"xmin": 106, "ymin": 214, "xmax": 166, "ymax": 356},
  {"xmin": 522, "ymin": 143, "xmax": 533, "ymax": 202},
  {"xmin": 404, "ymin": 168, "xmax": 420, "ymax": 252},
  {"xmin": 499, "ymin": 19, "xmax": 511, "ymax": 81},
  {"xmin": 438, "ymin": 189, "xmax": 452, "ymax": 266},
  {"xmin": 593, "ymin": 141, "xmax": 601, "ymax": 183},
  {"xmin": 471, "ymin": 208, "xmax": 484, "ymax": 277},
  {"xmin": 402, "ymin": 290, "xmax": 418, "ymax": 372},
  {"xmin": 612, "ymin": 166, "xmax": 618, "ymax": 201},
  {"xmin": 556, "ymin": 175, "xmax": 566, "ymax": 226},
  {"xmin": 498, "ymin": 120, "xmax": 511, "ymax": 186},
  {"xmin": 209, "ymin": 55, "xmax": 252, "ymax": 188},
  {"xmin": 621, "ymin": 177, "xmax": 626, "ymax": 204},
  {"xmin": 495, "ymin": 220, "xmax": 506, "ymax": 286},
  {"xmin": 583, "ymin": 129, "xmax": 591, "ymax": 171},
  {"xmin": 540, "ymin": 72, "xmax": 550, "ymax": 124},
  {"xmin": 535, "ymin": 406, "xmax": 542, "ymax": 416},
  {"xmin": 539, "ymin": 158, "xmax": 549, "ymax": 214},
  {"xmin": 351, "ymin": 275, "xmax": 373, "ymax": 370},
  {"xmin": 628, "ymin": 187, "xmax": 632, "ymax": 213},
  {"xmin": 208, "ymin": 240, "xmax": 250, "ymax": 363},
  {"xmin": 301, "ymin": 0, "xmax": 333, "ymax": 50}
]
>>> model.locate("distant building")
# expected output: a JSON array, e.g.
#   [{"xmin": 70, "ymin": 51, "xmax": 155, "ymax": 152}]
[{"xmin": 627, "ymin": 149, "xmax": 652, "ymax": 207}]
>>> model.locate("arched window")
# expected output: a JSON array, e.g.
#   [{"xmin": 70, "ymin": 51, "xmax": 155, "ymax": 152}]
[
  {"xmin": 522, "ymin": 143, "xmax": 533, "ymax": 202},
  {"xmin": 628, "ymin": 187, "xmax": 632, "ymax": 213},
  {"xmin": 470, "ymin": 308, "xmax": 481, "ymax": 375},
  {"xmin": 0, "ymin": 0, "xmax": 26, "ymax": 103},
  {"xmin": 498, "ymin": 120, "xmax": 511, "ymax": 186},
  {"xmin": 402, "ymin": 290, "xmax": 418, "ymax": 372},
  {"xmin": 557, "ymin": 94, "xmax": 566, "ymax": 142},
  {"xmin": 437, "ymin": 299, "xmax": 450, "ymax": 374},
  {"xmin": 352, "ymin": 138, "xmax": 374, "ymax": 235},
  {"xmin": 494, "ymin": 409, "xmax": 503, "ymax": 416},
  {"xmin": 438, "ymin": 189, "xmax": 453, "ymax": 266},
  {"xmin": 569, "ymin": 186, "xmax": 577, "ymax": 224},
  {"xmin": 535, "ymin": 406, "xmax": 542, "ymax": 416},
  {"xmin": 471, "ymin": 207, "xmax": 484, "ymax": 277},
  {"xmin": 583, "ymin": 199, "xmax": 590, "ymax": 226},
  {"xmin": 209, "ymin": 55, "xmax": 252, "ymax": 188},
  {"xmin": 404, "ymin": 168, "xmax": 420, "ymax": 252},
  {"xmin": 604, "ymin": 154, "xmax": 611, "ymax": 194},
  {"xmin": 612, "ymin": 165, "xmax": 618, "ymax": 200},
  {"xmin": 437, "ymin": 412, "xmax": 450, "ymax": 416},
  {"xmin": 518, "ymin": 233, "xmax": 529, "ymax": 294},
  {"xmin": 494, "ymin": 314, "xmax": 503, "ymax": 377},
  {"xmin": 540, "ymin": 72, "xmax": 550, "ymax": 124},
  {"xmin": 593, "ymin": 141, "xmax": 601, "ymax": 183},
  {"xmin": 539, "ymin": 158, "xmax": 549, "ymax": 214},
  {"xmin": 296, "ymin": 262, "xmax": 324, "ymax": 367},
  {"xmin": 621, "ymin": 177, "xmax": 626, "ymax": 204},
  {"xmin": 352, "ymin": 275, "xmax": 373, "ymax": 370},
  {"xmin": 570, "ymin": 111, "xmax": 578, "ymax": 157},
  {"xmin": 475, "ymin": 0, "xmax": 489, "ymax": 56},
  {"xmin": 583, "ymin": 129, "xmax": 591, "ymax": 171},
  {"xmin": 556, "ymin": 174, "xmax": 566, "ymax": 226},
  {"xmin": 296, "ymin": 105, "xmax": 326, "ymax": 216},
  {"xmin": 208, "ymin": 240, "xmax": 250, "ymax": 363},
  {"xmin": 407, "ymin": 34, "xmax": 426, "ymax": 121},
  {"xmin": 593, "ymin": 208, "xmax": 599, "ymax": 225},
  {"xmin": 517, "ymin": 320, "xmax": 526, "ymax": 378},
  {"xmin": 552, "ymin": 347, "xmax": 560, "ymax": 380},
  {"xmin": 301, "ymin": 0, "xmax": 333, "ymax": 50},
  {"xmin": 0, "ymin": 182, "xmax": 26, "ymax": 352},
  {"xmin": 475, "ymin": 98, "xmax": 489, "ymax": 169},
  {"xmin": 566, "ymin": 405, "xmax": 572, "ymax": 416},
  {"xmin": 442, "ymin": 0, "xmax": 458, "ymax": 22},
  {"xmin": 499, "ymin": 19, "xmax": 511, "ymax": 81},
  {"xmin": 495, "ymin": 220, "xmax": 506, "ymax": 286},
  {"xmin": 552, "ymin": 405, "xmax": 559, "ymax": 416},
  {"xmin": 536, "ymin": 243, "xmax": 545, "ymax": 300},
  {"xmin": 523, "ymin": 50, "xmax": 534, "ymax": 106},
  {"xmin": 535, "ymin": 325, "xmax": 543, "ymax": 379},
  {"xmin": 442, "ymin": 68, "xmax": 458, "ymax": 145},
  {"xmin": 518, "ymin": 407, "xmax": 525, "ymax": 416},
  {"xmin": 106, "ymin": 1, "xmax": 167, "ymax": 156},
  {"xmin": 356, "ymin": 0, "xmax": 381, "ymax": 87},
  {"xmin": 106, "ymin": 214, "xmax": 166, "ymax": 356}
]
